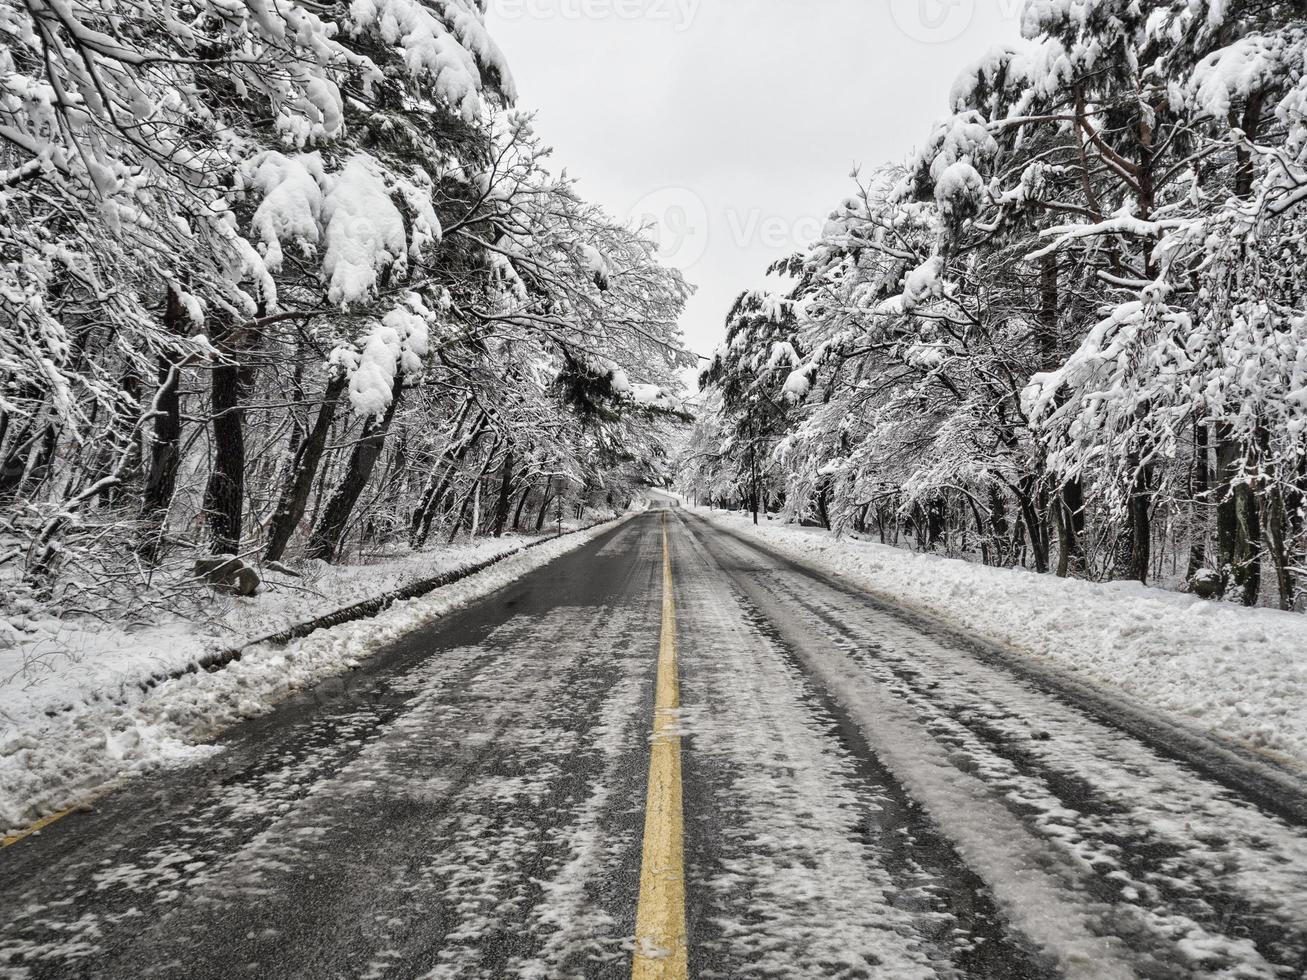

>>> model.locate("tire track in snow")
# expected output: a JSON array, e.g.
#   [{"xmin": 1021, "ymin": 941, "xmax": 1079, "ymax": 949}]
[
  {"xmin": 678, "ymin": 515, "xmax": 1137, "ymax": 978},
  {"xmin": 672, "ymin": 521, "xmax": 1053, "ymax": 979},
  {"xmin": 747, "ymin": 570, "xmax": 1307, "ymax": 977},
  {"xmin": 685, "ymin": 513, "xmax": 1307, "ymax": 979}
]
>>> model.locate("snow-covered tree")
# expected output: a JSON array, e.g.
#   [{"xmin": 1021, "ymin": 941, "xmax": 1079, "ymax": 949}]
[
  {"xmin": 0, "ymin": 0, "xmax": 692, "ymax": 618},
  {"xmin": 687, "ymin": 0, "xmax": 1307, "ymax": 610}
]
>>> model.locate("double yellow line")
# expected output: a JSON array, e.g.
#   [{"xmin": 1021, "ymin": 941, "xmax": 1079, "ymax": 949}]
[{"xmin": 632, "ymin": 513, "xmax": 688, "ymax": 979}]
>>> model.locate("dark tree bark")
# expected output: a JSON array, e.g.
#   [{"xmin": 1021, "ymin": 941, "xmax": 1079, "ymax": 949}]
[
  {"xmin": 0, "ymin": 403, "xmax": 11, "ymax": 470},
  {"xmin": 1233, "ymin": 478, "xmax": 1262, "ymax": 606},
  {"xmin": 408, "ymin": 399, "xmax": 472, "ymax": 535},
  {"xmin": 854, "ymin": 502, "xmax": 869, "ymax": 534},
  {"xmin": 1263, "ymin": 484, "xmax": 1294, "ymax": 611},
  {"xmin": 410, "ymin": 409, "xmax": 488, "ymax": 547},
  {"xmin": 1251, "ymin": 422, "xmax": 1290, "ymax": 608},
  {"xmin": 1111, "ymin": 456, "xmax": 1151, "ymax": 583},
  {"xmin": 1, "ymin": 417, "xmax": 45, "ymax": 500},
  {"xmin": 447, "ymin": 441, "xmax": 501, "ymax": 544},
  {"xmin": 305, "ymin": 376, "xmax": 404, "ymax": 563},
  {"xmin": 1185, "ymin": 419, "xmax": 1211, "ymax": 583},
  {"xmin": 1215, "ymin": 423, "xmax": 1260, "ymax": 604},
  {"xmin": 0, "ymin": 415, "xmax": 36, "ymax": 500},
  {"xmin": 986, "ymin": 487, "xmax": 1010, "ymax": 565},
  {"xmin": 491, "ymin": 446, "xmax": 516, "ymax": 538},
  {"xmin": 535, "ymin": 484, "xmax": 555, "ymax": 532},
  {"xmin": 202, "ymin": 319, "xmax": 254, "ymax": 555},
  {"xmin": 1233, "ymin": 94, "xmax": 1265, "ymax": 200},
  {"xmin": 141, "ymin": 289, "xmax": 187, "ymax": 531},
  {"xmin": 264, "ymin": 371, "xmax": 347, "ymax": 562},
  {"xmin": 1202, "ymin": 96, "xmax": 1268, "ymax": 602},
  {"xmin": 1036, "ymin": 251, "xmax": 1083, "ymax": 578},
  {"xmin": 1014, "ymin": 477, "xmax": 1049, "ymax": 573},
  {"xmin": 1038, "ymin": 253, "xmax": 1059, "ymax": 367},
  {"xmin": 19, "ymin": 422, "xmax": 59, "ymax": 498},
  {"xmin": 511, "ymin": 483, "xmax": 533, "ymax": 532},
  {"xmin": 749, "ymin": 448, "xmax": 760, "ymax": 525},
  {"xmin": 1215, "ymin": 430, "xmax": 1238, "ymax": 590},
  {"xmin": 1127, "ymin": 465, "xmax": 1152, "ymax": 584},
  {"xmin": 1055, "ymin": 478, "xmax": 1086, "ymax": 577}
]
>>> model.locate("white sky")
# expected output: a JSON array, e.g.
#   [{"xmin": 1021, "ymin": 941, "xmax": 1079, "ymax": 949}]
[{"xmin": 487, "ymin": 0, "xmax": 1025, "ymax": 379}]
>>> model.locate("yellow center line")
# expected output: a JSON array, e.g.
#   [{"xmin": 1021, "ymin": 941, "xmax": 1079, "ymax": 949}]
[
  {"xmin": 632, "ymin": 512, "xmax": 688, "ymax": 979},
  {"xmin": 1, "ymin": 794, "xmax": 99, "ymax": 849}
]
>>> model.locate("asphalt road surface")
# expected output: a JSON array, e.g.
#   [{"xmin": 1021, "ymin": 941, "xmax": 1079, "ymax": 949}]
[{"xmin": 3, "ymin": 508, "xmax": 1306, "ymax": 979}]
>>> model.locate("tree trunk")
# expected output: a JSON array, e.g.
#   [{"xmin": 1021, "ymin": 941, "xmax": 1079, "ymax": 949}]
[
  {"xmin": 987, "ymin": 487, "xmax": 1010, "ymax": 566},
  {"xmin": 535, "ymin": 483, "xmax": 555, "ymax": 532},
  {"xmin": 816, "ymin": 483, "xmax": 831, "ymax": 530},
  {"xmin": 1038, "ymin": 253, "xmax": 1059, "ymax": 368},
  {"xmin": 1233, "ymin": 95, "xmax": 1264, "ymax": 200},
  {"xmin": 1015, "ymin": 477, "xmax": 1049, "ymax": 573},
  {"xmin": 0, "ymin": 416, "xmax": 39, "ymax": 500},
  {"xmin": 1054, "ymin": 478, "xmax": 1085, "ymax": 577},
  {"xmin": 264, "ymin": 371, "xmax": 346, "ymax": 562},
  {"xmin": 469, "ymin": 478, "xmax": 482, "ymax": 538},
  {"xmin": 1208, "ymin": 100, "xmax": 1268, "ymax": 604},
  {"xmin": 1215, "ymin": 424, "xmax": 1238, "ymax": 590},
  {"xmin": 409, "ymin": 399, "xmax": 472, "ymax": 529},
  {"xmin": 1186, "ymin": 418, "xmax": 1210, "ymax": 583},
  {"xmin": 1128, "ymin": 466, "xmax": 1152, "ymax": 583},
  {"xmin": 448, "ymin": 442, "xmax": 501, "ymax": 544},
  {"xmin": 1215, "ymin": 424, "xmax": 1260, "ymax": 603},
  {"xmin": 750, "ymin": 450, "xmax": 760, "ymax": 525},
  {"xmin": 512, "ymin": 483, "xmax": 533, "ymax": 531},
  {"xmin": 1113, "ymin": 459, "xmax": 1151, "ymax": 583},
  {"xmin": 19, "ymin": 422, "xmax": 59, "ymax": 499},
  {"xmin": 202, "ymin": 323, "xmax": 252, "ymax": 555},
  {"xmin": 411, "ymin": 410, "xmax": 487, "ymax": 547},
  {"xmin": 491, "ymin": 447, "xmax": 516, "ymax": 538},
  {"xmin": 1263, "ymin": 484, "xmax": 1294, "ymax": 611},
  {"xmin": 84, "ymin": 371, "xmax": 140, "ymax": 508},
  {"xmin": 1233, "ymin": 478, "xmax": 1262, "ymax": 605},
  {"xmin": 305, "ymin": 377, "xmax": 403, "ymax": 563},
  {"xmin": 926, "ymin": 497, "xmax": 946, "ymax": 550}
]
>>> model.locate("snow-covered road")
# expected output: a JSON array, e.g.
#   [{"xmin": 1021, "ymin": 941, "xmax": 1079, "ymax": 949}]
[{"xmin": 2, "ymin": 511, "xmax": 1305, "ymax": 978}]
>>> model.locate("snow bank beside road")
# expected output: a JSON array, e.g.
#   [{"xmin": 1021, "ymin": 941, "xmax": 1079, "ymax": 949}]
[
  {"xmin": 693, "ymin": 509, "xmax": 1307, "ymax": 769},
  {"xmin": 2, "ymin": 535, "xmax": 530, "ymax": 717},
  {"xmin": 0, "ymin": 520, "xmax": 624, "ymax": 836}
]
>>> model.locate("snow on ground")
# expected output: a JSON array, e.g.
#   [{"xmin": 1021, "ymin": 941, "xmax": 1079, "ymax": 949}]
[
  {"xmin": 4, "ymin": 535, "xmax": 531, "ymax": 721},
  {"xmin": 692, "ymin": 508, "xmax": 1307, "ymax": 770},
  {"xmin": 0, "ymin": 520, "xmax": 625, "ymax": 835}
]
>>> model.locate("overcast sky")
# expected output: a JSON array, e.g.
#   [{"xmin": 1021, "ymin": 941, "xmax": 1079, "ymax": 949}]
[{"xmin": 487, "ymin": 0, "xmax": 1025, "ymax": 378}]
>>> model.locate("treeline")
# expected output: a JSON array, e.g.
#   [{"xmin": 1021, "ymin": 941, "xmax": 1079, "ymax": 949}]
[
  {"xmin": 683, "ymin": 1, "xmax": 1307, "ymax": 610},
  {"xmin": 0, "ymin": 0, "xmax": 691, "ymax": 615}
]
